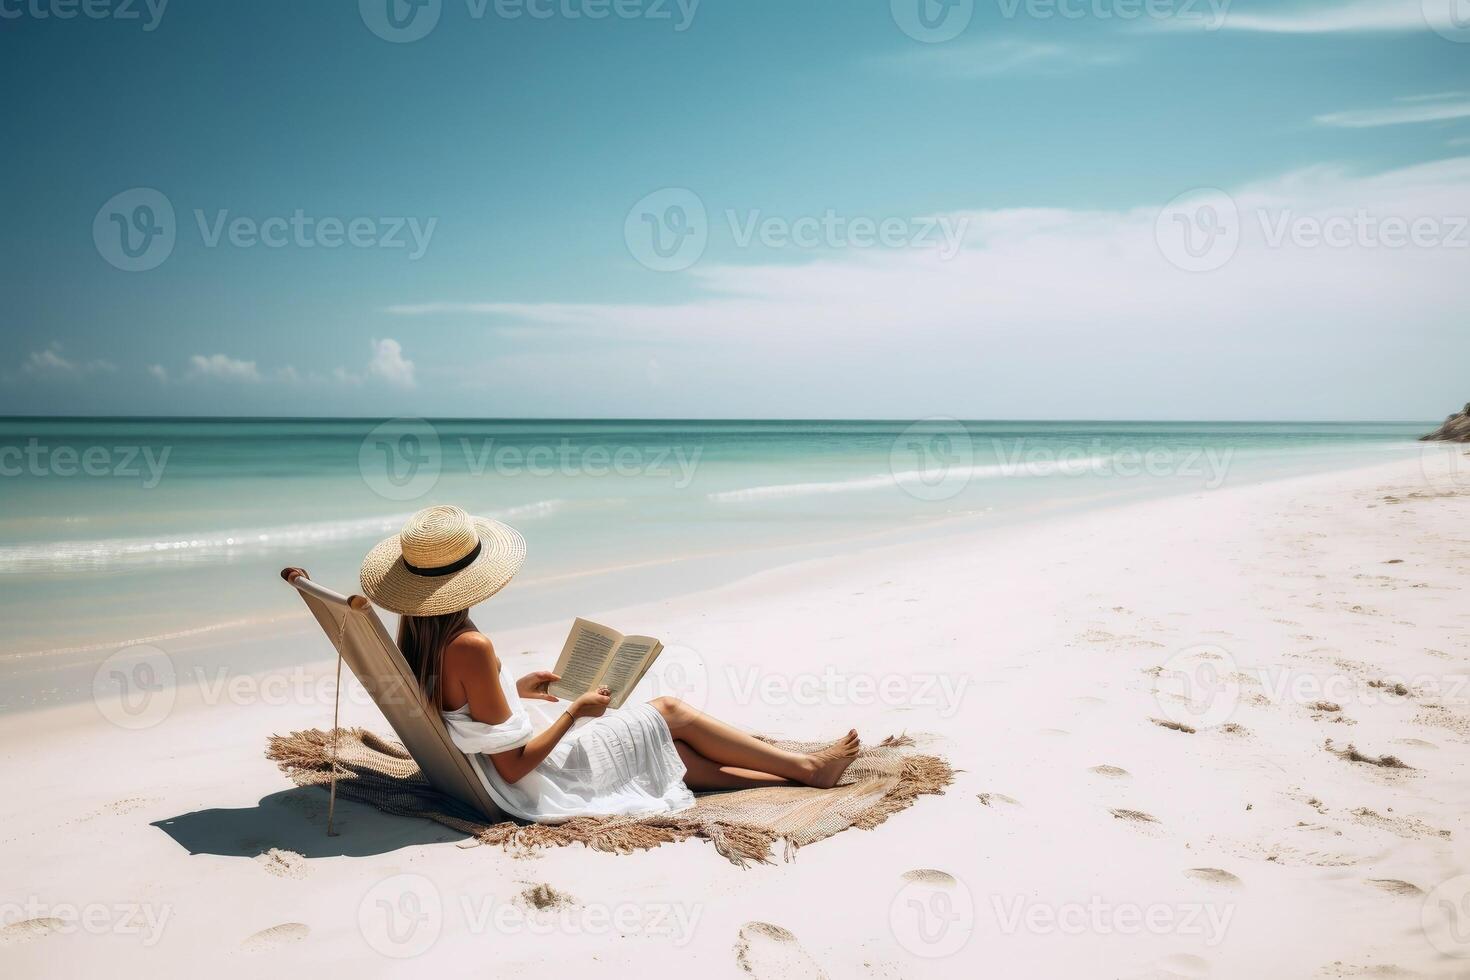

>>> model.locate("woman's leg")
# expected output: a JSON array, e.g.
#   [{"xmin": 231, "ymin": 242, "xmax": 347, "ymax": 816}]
[
  {"xmin": 651, "ymin": 696, "xmax": 860, "ymax": 789},
  {"xmin": 674, "ymin": 741, "xmax": 795, "ymax": 791}
]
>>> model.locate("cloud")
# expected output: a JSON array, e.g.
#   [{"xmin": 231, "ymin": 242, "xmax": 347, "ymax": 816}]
[
  {"xmin": 23, "ymin": 346, "xmax": 117, "ymax": 379},
  {"xmin": 878, "ymin": 39, "xmax": 1123, "ymax": 78},
  {"xmin": 367, "ymin": 338, "xmax": 416, "ymax": 388},
  {"xmin": 383, "ymin": 156, "xmax": 1470, "ymax": 418},
  {"xmin": 186, "ymin": 353, "xmax": 262, "ymax": 383},
  {"xmin": 1191, "ymin": 0, "xmax": 1432, "ymax": 33},
  {"xmin": 1315, "ymin": 94, "xmax": 1470, "ymax": 128},
  {"xmin": 158, "ymin": 342, "xmax": 415, "ymax": 391}
]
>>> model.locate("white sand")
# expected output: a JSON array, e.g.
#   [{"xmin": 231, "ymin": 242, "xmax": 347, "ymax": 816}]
[{"xmin": 2, "ymin": 454, "xmax": 1468, "ymax": 978}]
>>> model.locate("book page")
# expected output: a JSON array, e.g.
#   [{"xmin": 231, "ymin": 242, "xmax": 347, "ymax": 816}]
[
  {"xmin": 600, "ymin": 636, "xmax": 660, "ymax": 709},
  {"xmin": 547, "ymin": 618, "xmax": 622, "ymax": 700}
]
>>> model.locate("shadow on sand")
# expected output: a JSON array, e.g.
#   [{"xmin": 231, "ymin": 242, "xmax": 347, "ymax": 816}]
[{"xmin": 151, "ymin": 787, "xmax": 467, "ymax": 860}]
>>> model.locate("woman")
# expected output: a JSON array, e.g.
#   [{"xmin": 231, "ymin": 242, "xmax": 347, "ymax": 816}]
[{"xmin": 361, "ymin": 505, "xmax": 860, "ymax": 823}]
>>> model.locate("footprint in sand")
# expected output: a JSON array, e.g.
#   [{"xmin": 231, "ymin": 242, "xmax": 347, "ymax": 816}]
[
  {"xmin": 1365, "ymin": 879, "xmax": 1423, "ymax": 897},
  {"xmin": 976, "ymin": 793, "xmax": 1021, "ymax": 808},
  {"xmin": 1090, "ymin": 764, "xmax": 1130, "ymax": 778},
  {"xmin": 519, "ymin": 884, "xmax": 574, "ymax": 910},
  {"xmin": 240, "ymin": 922, "xmax": 310, "ymax": 952},
  {"xmin": 901, "ymin": 869, "xmax": 956, "ymax": 885},
  {"xmin": 1391, "ymin": 738, "xmax": 1437, "ymax": 750},
  {"xmin": 1155, "ymin": 953, "xmax": 1211, "ymax": 977},
  {"xmin": 254, "ymin": 848, "xmax": 307, "ymax": 879},
  {"xmin": 734, "ymin": 922, "xmax": 828, "ymax": 979},
  {"xmin": 1184, "ymin": 868, "xmax": 1242, "ymax": 888},
  {"xmin": 0, "ymin": 918, "xmax": 65, "ymax": 946}
]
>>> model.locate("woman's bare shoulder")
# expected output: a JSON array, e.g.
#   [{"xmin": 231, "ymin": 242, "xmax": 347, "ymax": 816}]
[{"xmin": 444, "ymin": 630, "xmax": 498, "ymax": 674}]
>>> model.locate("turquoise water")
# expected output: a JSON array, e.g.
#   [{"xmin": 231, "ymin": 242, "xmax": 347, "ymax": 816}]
[{"xmin": 0, "ymin": 418, "xmax": 1433, "ymax": 662}]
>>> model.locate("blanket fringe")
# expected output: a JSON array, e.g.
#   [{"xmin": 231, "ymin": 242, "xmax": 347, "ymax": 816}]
[{"xmin": 266, "ymin": 728, "xmax": 951, "ymax": 865}]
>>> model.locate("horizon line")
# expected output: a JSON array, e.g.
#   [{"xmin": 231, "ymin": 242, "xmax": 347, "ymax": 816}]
[{"xmin": 0, "ymin": 414, "xmax": 1444, "ymax": 426}]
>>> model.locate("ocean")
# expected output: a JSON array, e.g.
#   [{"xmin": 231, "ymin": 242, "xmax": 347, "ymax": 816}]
[{"xmin": 0, "ymin": 417, "xmax": 1440, "ymax": 681}]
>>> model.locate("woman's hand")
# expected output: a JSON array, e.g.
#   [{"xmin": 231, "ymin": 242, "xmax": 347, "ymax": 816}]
[
  {"xmin": 516, "ymin": 671, "xmax": 560, "ymax": 702},
  {"xmin": 570, "ymin": 687, "xmax": 612, "ymax": 719}
]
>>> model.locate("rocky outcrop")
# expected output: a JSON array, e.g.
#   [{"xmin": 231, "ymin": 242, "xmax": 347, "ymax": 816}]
[{"xmin": 1421, "ymin": 403, "xmax": 1470, "ymax": 442}]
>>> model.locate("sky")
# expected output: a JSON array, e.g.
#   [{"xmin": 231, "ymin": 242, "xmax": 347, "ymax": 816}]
[{"xmin": 2, "ymin": 0, "xmax": 1468, "ymax": 420}]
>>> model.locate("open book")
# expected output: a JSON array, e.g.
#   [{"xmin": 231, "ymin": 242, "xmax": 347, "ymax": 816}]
[{"xmin": 546, "ymin": 618, "xmax": 664, "ymax": 710}]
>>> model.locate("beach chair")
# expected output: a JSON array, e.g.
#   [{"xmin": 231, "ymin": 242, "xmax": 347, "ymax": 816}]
[{"xmin": 280, "ymin": 567, "xmax": 505, "ymax": 826}]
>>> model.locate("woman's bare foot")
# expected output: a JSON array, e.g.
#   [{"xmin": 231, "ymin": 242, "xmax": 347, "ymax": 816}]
[{"xmin": 802, "ymin": 730, "xmax": 861, "ymax": 788}]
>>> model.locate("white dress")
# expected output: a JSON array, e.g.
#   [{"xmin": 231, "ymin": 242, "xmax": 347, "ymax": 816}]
[{"xmin": 441, "ymin": 659, "xmax": 695, "ymax": 823}]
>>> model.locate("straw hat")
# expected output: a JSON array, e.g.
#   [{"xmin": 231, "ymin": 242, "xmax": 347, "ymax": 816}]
[{"xmin": 360, "ymin": 505, "xmax": 526, "ymax": 616}]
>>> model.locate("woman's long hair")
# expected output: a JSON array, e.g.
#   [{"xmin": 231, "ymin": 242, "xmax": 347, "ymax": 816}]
[{"xmin": 396, "ymin": 609, "xmax": 470, "ymax": 706}]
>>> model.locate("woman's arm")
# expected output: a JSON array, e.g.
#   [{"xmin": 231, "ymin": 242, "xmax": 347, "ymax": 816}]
[
  {"xmin": 490, "ymin": 689, "xmax": 612, "ymax": 783},
  {"xmin": 446, "ymin": 633, "xmax": 610, "ymax": 784}
]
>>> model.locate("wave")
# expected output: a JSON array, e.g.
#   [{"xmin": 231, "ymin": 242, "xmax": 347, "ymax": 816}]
[
  {"xmin": 707, "ymin": 457, "xmax": 1116, "ymax": 503},
  {"xmin": 0, "ymin": 500, "xmax": 566, "ymax": 573}
]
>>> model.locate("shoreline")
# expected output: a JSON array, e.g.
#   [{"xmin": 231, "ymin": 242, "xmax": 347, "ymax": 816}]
[
  {"xmin": 2, "ymin": 448, "xmax": 1458, "ymax": 723},
  {"xmin": 2, "ymin": 441, "xmax": 1438, "ymax": 666}
]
